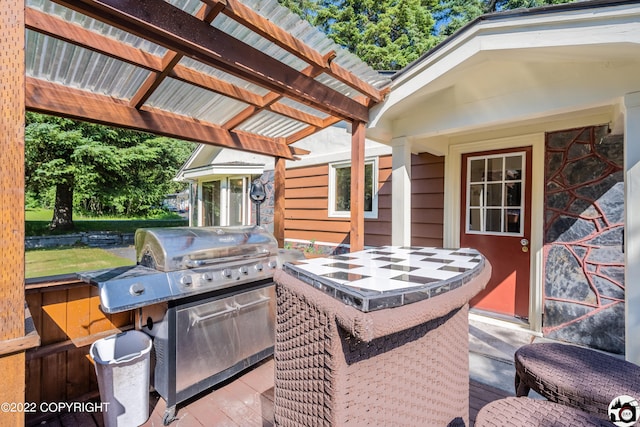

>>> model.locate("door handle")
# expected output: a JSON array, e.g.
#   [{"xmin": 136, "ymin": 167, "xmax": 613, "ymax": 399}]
[{"xmin": 520, "ymin": 238, "xmax": 529, "ymax": 253}]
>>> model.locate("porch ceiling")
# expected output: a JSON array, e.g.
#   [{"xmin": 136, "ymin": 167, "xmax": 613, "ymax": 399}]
[{"xmin": 24, "ymin": 0, "xmax": 391, "ymax": 160}]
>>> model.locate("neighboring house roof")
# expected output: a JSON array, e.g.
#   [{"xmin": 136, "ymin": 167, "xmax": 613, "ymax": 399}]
[
  {"xmin": 175, "ymin": 144, "xmax": 272, "ymax": 181},
  {"xmin": 176, "ymin": 123, "xmax": 393, "ymax": 180},
  {"xmin": 368, "ymin": 0, "xmax": 640, "ymax": 153}
]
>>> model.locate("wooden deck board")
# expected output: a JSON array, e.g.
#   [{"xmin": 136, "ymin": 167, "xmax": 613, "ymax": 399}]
[{"xmin": 32, "ymin": 357, "xmax": 511, "ymax": 426}]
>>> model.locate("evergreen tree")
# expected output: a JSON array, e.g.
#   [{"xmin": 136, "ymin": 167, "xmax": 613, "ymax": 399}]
[
  {"xmin": 25, "ymin": 113, "xmax": 194, "ymax": 230},
  {"xmin": 435, "ymin": 0, "xmax": 575, "ymax": 36},
  {"xmin": 279, "ymin": 0, "xmax": 576, "ymax": 68},
  {"xmin": 280, "ymin": 0, "xmax": 440, "ymax": 70}
]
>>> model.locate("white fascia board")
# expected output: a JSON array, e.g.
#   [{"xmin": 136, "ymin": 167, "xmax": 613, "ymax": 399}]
[
  {"xmin": 182, "ymin": 164, "xmax": 265, "ymax": 180},
  {"xmin": 175, "ymin": 144, "xmax": 206, "ymax": 181}
]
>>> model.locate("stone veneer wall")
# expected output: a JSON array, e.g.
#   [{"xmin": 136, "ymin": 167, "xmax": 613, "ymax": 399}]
[
  {"xmin": 543, "ymin": 125, "xmax": 625, "ymax": 354},
  {"xmin": 254, "ymin": 170, "xmax": 275, "ymax": 233},
  {"xmin": 254, "ymin": 170, "xmax": 349, "ymax": 255}
]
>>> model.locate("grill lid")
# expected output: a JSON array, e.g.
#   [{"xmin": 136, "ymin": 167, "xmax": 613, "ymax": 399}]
[{"xmin": 135, "ymin": 226, "xmax": 278, "ymax": 272}]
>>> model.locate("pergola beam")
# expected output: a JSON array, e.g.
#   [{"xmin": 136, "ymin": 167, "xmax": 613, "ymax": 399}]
[
  {"xmin": 52, "ymin": 0, "xmax": 370, "ymax": 123},
  {"xmin": 129, "ymin": 3, "xmax": 223, "ymax": 109},
  {"xmin": 25, "ymin": 78, "xmax": 305, "ymax": 160}
]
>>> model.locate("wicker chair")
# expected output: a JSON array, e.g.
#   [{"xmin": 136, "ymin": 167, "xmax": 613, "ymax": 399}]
[
  {"xmin": 475, "ymin": 397, "xmax": 615, "ymax": 426},
  {"xmin": 514, "ymin": 342, "xmax": 640, "ymax": 420}
]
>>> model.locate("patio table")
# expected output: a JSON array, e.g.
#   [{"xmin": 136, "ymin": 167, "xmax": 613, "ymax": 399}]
[{"xmin": 273, "ymin": 246, "xmax": 491, "ymax": 426}]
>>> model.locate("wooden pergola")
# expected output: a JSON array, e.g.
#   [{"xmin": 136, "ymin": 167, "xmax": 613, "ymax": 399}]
[{"xmin": 1, "ymin": 0, "xmax": 388, "ymax": 422}]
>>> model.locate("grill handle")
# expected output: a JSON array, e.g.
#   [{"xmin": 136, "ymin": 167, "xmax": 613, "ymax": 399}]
[
  {"xmin": 190, "ymin": 296, "xmax": 270, "ymax": 327},
  {"xmin": 184, "ymin": 252, "xmax": 269, "ymax": 268},
  {"xmin": 190, "ymin": 305, "xmax": 236, "ymax": 327},
  {"xmin": 234, "ymin": 295, "xmax": 270, "ymax": 311}
]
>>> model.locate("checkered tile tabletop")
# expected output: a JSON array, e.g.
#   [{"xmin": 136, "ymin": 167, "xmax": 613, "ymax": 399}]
[{"xmin": 282, "ymin": 246, "xmax": 486, "ymax": 312}]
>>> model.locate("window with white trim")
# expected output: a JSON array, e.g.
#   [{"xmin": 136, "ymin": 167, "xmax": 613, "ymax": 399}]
[
  {"xmin": 328, "ymin": 158, "xmax": 378, "ymax": 218},
  {"xmin": 200, "ymin": 176, "xmax": 254, "ymax": 226},
  {"xmin": 466, "ymin": 153, "xmax": 525, "ymax": 235}
]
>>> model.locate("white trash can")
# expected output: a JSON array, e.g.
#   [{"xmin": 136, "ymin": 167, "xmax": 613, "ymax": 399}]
[{"xmin": 90, "ymin": 330, "xmax": 152, "ymax": 427}]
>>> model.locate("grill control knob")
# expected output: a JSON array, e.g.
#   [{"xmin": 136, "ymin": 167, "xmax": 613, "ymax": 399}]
[
  {"xmin": 223, "ymin": 268, "xmax": 232, "ymax": 278},
  {"xmin": 268, "ymin": 260, "xmax": 278, "ymax": 269},
  {"xmin": 240, "ymin": 266, "xmax": 249, "ymax": 275},
  {"xmin": 181, "ymin": 275, "xmax": 193, "ymax": 287},
  {"xmin": 256, "ymin": 263, "xmax": 264, "ymax": 271},
  {"xmin": 202, "ymin": 272, "xmax": 213, "ymax": 282}
]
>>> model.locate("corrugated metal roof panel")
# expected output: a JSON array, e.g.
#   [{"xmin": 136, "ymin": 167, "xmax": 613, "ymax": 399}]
[
  {"xmin": 28, "ymin": 0, "xmax": 170, "ymax": 56},
  {"xmin": 146, "ymin": 78, "xmax": 251, "ymax": 125},
  {"xmin": 314, "ymin": 73, "xmax": 365, "ymax": 100},
  {"xmin": 25, "ymin": 30, "xmax": 151, "ymax": 99},
  {"xmin": 212, "ymin": 13, "xmax": 309, "ymax": 72},
  {"xmin": 275, "ymin": 98, "xmax": 331, "ymax": 120},
  {"xmin": 178, "ymin": 57, "xmax": 271, "ymax": 97},
  {"xmin": 237, "ymin": 110, "xmax": 308, "ymax": 138},
  {"xmin": 24, "ymin": 0, "xmax": 391, "ymax": 147},
  {"xmin": 164, "ymin": 0, "xmax": 202, "ymax": 16}
]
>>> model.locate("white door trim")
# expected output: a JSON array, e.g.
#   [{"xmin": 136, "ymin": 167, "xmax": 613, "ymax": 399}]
[{"xmin": 444, "ymin": 133, "xmax": 545, "ymax": 332}]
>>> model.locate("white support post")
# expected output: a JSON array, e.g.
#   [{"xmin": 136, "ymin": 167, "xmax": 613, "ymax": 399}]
[
  {"xmin": 623, "ymin": 92, "xmax": 640, "ymax": 364},
  {"xmin": 391, "ymin": 139, "xmax": 412, "ymax": 246},
  {"xmin": 197, "ymin": 182, "xmax": 203, "ymax": 227}
]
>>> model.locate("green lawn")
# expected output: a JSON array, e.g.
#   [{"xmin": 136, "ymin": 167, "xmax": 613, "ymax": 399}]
[
  {"xmin": 25, "ymin": 247, "xmax": 134, "ymax": 279},
  {"xmin": 25, "ymin": 208, "xmax": 188, "ymax": 236},
  {"xmin": 25, "ymin": 208, "xmax": 189, "ymax": 278}
]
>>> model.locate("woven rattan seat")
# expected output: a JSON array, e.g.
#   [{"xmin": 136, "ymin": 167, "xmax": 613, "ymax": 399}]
[
  {"xmin": 514, "ymin": 342, "xmax": 640, "ymax": 420},
  {"xmin": 476, "ymin": 397, "xmax": 615, "ymax": 426}
]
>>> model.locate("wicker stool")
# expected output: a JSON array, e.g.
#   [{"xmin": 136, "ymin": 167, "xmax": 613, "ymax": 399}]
[
  {"xmin": 475, "ymin": 397, "xmax": 615, "ymax": 426},
  {"xmin": 514, "ymin": 343, "xmax": 640, "ymax": 420}
]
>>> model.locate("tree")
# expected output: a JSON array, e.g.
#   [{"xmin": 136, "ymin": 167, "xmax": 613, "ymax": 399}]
[
  {"xmin": 279, "ymin": 0, "xmax": 440, "ymax": 70},
  {"xmin": 434, "ymin": 0, "xmax": 575, "ymax": 36},
  {"xmin": 25, "ymin": 113, "xmax": 195, "ymax": 229},
  {"xmin": 25, "ymin": 115, "xmax": 88, "ymax": 230},
  {"xmin": 279, "ymin": 0, "xmax": 576, "ymax": 68}
]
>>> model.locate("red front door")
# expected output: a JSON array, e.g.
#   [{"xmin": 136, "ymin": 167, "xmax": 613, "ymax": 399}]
[{"xmin": 460, "ymin": 147, "xmax": 532, "ymax": 319}]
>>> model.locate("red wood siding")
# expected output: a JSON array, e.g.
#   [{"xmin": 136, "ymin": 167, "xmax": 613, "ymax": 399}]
[
  {"xmin": 284, "ymin": 157, "xmax": 392, "ymax": 248},
  {"xmin": 411, "ymin": 153, "xmax": 445, "ymax": 247},
  {"xmin": 284, "ymin": 152, "xmax": 444, "ymax": 249},
  {"xmin": 365, "ymin": 155, "xmax": 392, "ymax": 246}
]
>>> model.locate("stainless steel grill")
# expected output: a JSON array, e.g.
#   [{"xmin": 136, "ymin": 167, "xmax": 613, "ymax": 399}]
[{"xmin": 79, "ymin": 225, "xmax": 302, "ymax": 425}]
